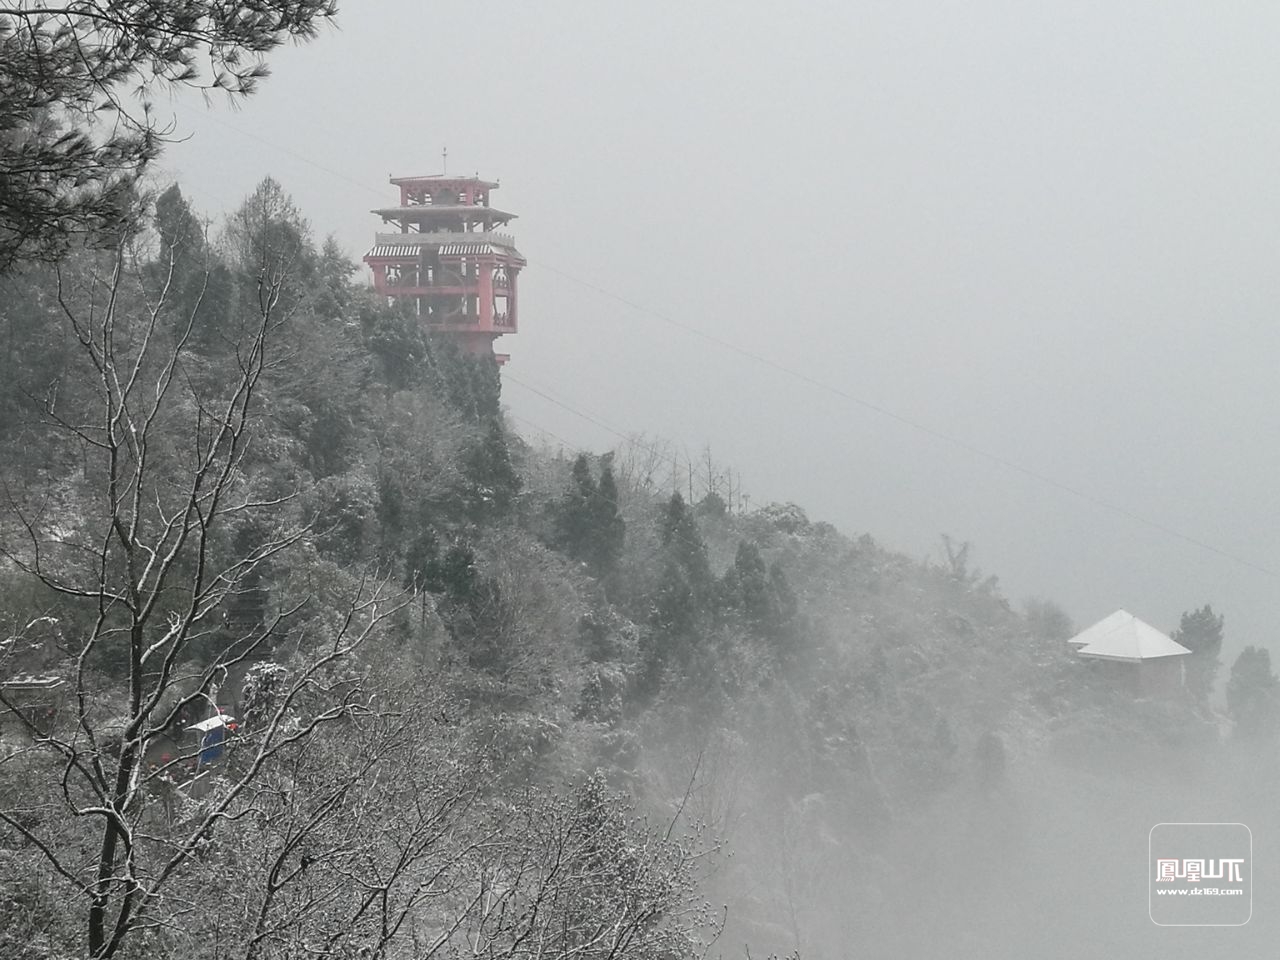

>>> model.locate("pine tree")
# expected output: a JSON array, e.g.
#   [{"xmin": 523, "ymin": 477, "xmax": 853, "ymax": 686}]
[
  {"xmin": 227, "ymin": 176, "xmax": 314, "ymax": 291},
  {"xmin": 154, "ymin": 185, "xmax": 205, "ymax": 264},
  {"xmin": 1, "ymin": 0, "xmax": 336, "ymax": 270},
  {"xmin": 592, "ymin": 462, "xmax": 626, "ymax": 573},
  {"xmin": 361, "ymin": 299, "xmax": 429, "ymax": 390},
  {"xmin": 1227, "ymin": 646, "xmax": 1278, "ymax": 738},
  {"xmin": 718, "ymin": 541, "xmax": 800, "ymax": 654},
  {"xmin": 647, "ymin": 494, "xmax": 713, "ymax": 680},
  {"xmin": 658, "ymin": 492, "xmax": 711, "ymax": 588},
  {"xmin": 1172, "ymin": 605, "xmax": 1224, "ymax": 703},
  {"xmin": 555, "ymin": 454, "xmax": 598, "ymax": 560},
  {"xmin": 315, "ymin": 235, "xmax": 358, "ymax": 321},
  {"xmin": 722, "ymin": 541, "xmax": 770, "ymax": 632},
  {"xmin": 460, "ymin": 420, "xmax": 522, "ymax": 520},
  {"xmin": 554, "ymin": 455, "xmax": 625, "ymax": 576}
]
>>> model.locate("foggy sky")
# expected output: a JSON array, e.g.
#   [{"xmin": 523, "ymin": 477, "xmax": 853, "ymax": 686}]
[{"xmin": 161, "ymin": 1, "xmax": 1280, "ymax": 672}]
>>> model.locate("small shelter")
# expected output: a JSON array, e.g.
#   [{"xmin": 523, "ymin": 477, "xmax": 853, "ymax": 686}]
[
  {"xmin": 1069, "ymin": 610, "xmax": 1190, "ymax": 697},
  {"xmin": 0, "ymin": 675, "xmax": 66, "ymax": 734},
  {"xmin": 187, "ymin": 713, "xmax": 236, "ymax": 768}
]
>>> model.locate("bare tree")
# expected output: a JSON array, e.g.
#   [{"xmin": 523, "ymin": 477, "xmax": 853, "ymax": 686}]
[
  {"xmin": 443, "ymin": 773, "xmax": 718, "ymax": 960},
  {"xmin": 613, "ymin": 434, "xmax": 678, "ymax": 502},
  {"xmin": 0, "ymin": 237, "xmax": 407, "ymax": 959}
]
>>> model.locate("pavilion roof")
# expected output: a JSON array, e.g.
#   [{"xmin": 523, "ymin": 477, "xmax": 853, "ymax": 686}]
[
  {"xmin": 187, "ymin": 714, "xmax": 236, "ymax": 734},
  {"xmin": 389, "ymin": 175, "xmax": 499, "ymax": 189},
  {"xmin": 1067, "ymin": 609, "xmax": 1129, "ymax": 645},
  {"xmin": 363, "ymin": 237, "xmax": 524, "ymax": 262},
  {"xmin": 1071, "ymin": 610, "xmax": 1191, "ymax": 662},
  {"xmin": 371, "ymin": 205, "xmax": 516, "ymax": 221}
]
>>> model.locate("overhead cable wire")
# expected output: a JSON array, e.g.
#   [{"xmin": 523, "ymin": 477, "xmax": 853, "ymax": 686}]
[{"xmin": 176, "ymin": 113, "xmax": 1278, "ymax": 580}]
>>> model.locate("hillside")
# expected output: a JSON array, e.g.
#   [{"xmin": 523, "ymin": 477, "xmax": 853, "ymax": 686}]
[{"xmin": 0, "ymin": 180, "xmax": 1268, "ymax": 960}]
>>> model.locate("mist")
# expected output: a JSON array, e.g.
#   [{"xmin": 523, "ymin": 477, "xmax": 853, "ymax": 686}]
[
  {"xmin": 2, "ymin": 1, "xmax": 1277, "ymax": 957},
  {"xmin": 159, "ymin": 2, "xmax": 1280, "ymax": 669}
]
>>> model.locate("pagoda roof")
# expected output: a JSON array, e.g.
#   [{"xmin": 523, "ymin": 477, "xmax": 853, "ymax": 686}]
[
  {"xmin": 363, "ymin": 234, "xmax": 524, "ymax": 262},
  {"xmin": 439, "ymin": 241, "xmax": 524, "ymax": 260},
  {"xmin": 371, "ymin": 205, "xmax": 515, "ymax": 221},
  {"xmin": 1071, "ymin": 610, "xmax": 1191, "ymax": 662},
  {"xmin": 364, "ymin": 244, "xmax": 424, "ymax": 260},
  {"xmin": 389, "ymin": 175, "xmax": 499, "ymax": 189}
]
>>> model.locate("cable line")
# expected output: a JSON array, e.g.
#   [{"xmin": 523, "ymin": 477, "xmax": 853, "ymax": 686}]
[{"xmin": 174, "ymin": 115, "xmax": 1278, "ymax": 581}]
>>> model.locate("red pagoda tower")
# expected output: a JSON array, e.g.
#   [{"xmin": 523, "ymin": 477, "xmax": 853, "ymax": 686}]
[{"xmin": 364, "ymin": 174, "xmax": 524, "ymax": 363}]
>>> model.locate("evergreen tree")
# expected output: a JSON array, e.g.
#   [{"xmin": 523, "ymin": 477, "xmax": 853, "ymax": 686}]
[
  {"xmin": 469, "ymin": 353, "xmax": 504, "ymax": 422},
  {"xmin": 696, "ymin": 490, "xmax": 728, "ymax": 519},
  {"xmin": 361, "ymin": 299, "xmax": 429, "ymax": 390},
  {"xmin": 314, "ymin": 235, "xmax": 357, "ymax": 321},
  {"xmin": 652, "ymin": 558, "xmax": 699, "ymax": 647},
  {"xmin": 152, "ymin": 184, "xmax": 223, "ymax": 342},
  {"xmin": 431, "ymin": 338, "xmax": 503, "ymax": 423},
  {"xmin": 0, "ymin": 0, "xmax": 336, "ymax": 270},
  {"xmin": 718, "ymin": 541, "xmax": 799, "ymax": 655},
  {"xmin": 229, "ymin": 178, "xmax": 368, "ymax": 477},
  {"xmin": 646, "ymin": 494, "xmax": 713, "ymax": 682},
  {"xmin": 592, "ymin": 461, "xmax": 626, "ymax": 573},
  {"xmin": 227, "ymin": 176, "xmax": 314, "ymax": 297},
  {"xmin": 460, "ymin": 420, "xmax": 522, "ymax": 520},
  {"xmin": 722, "ymin": 541, "xmax": 771, "ymax": 632},
  {"xmin": 422, "ymin": 540, "xmax": 506, "ymax": 672},
  {"xmin": 658, "ymin": 492, "xmax": 711, "ymax": 588},
  {"xmin": 1172, "ymin": 605, "xmax": 1224, "ymax": 703},
  {"xmin": 154, "ymin": 184, "xmax": 205, "ymax": 264},
  {"xmin": 554, "ymin": 455, "xmax": 625, "ymax": 576},
  {"xmin": 1226, "ymin": 646, "xmax": 1278, "ymax": 738},
  {"xmin": 0, "ymin": 262, "xmax": 69, "ymax": 431},
  {"xmin": 555, "ymin": 454, "xmax": 598, "ymax": 560}
]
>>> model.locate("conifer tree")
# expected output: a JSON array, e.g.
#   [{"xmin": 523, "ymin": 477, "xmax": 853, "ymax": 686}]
[
  {"xmin": 0, "ymin": 0, "xmax": 337, "ymax": 270},
  {"xmin": 648, "ymin": 493, "xmax": 712, "ymax": 675},
  {"xmin": 592, "ymin": 461, "xmax": 626, "ymax": 573},
  {"xmin": 461, "ymin": 419, "xmax": 522, "ymax": 520},
  {"xmin": 1173, "ymin": 605, "xmax": 1224, "ymax": 703},
  {"xmin": 659, "ymin": 492, "xmax": 711, "ymax": 588},
  {"xmin": 719, "ymin": 541, "xmax": 800, "ymax": 655},
  {"xmin": 556, "ymin": 454, "xmax": 598, "ymax": 560},
  {"xmin": 723, "ymin": 541, "xmax": 771, "ymax": 632},
  {"xmin": 154, "ymin": 184, "xmax": 205, "ymax": 264},
  {"xmin": 1227, "ymin": 646, "xmax": 1278, "ymax": 738},
  {"xmin": 555, "ymin": 455, "xmax": 625, "ymax": 576}
]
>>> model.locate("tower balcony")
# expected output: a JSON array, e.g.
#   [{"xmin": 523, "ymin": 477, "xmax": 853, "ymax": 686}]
[
  {"xmin": 423, "ymin": 315, "xmax": 517, "ymax": 333},
  {"xmin": 372, "ymin": 205, "xmax": 517, "ymax": 231},
  {"xmin": 380, "ymin": 280, "xmax": 483, "ymax": 296}
]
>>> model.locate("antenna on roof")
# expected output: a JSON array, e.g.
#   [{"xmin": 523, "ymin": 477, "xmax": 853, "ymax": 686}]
[{"xmin": 442, "ymin": 146, "xmax": 448, "ymax": 176}]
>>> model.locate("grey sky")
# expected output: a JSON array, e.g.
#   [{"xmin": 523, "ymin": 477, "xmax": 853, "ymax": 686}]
[{"xmin": 161, "ymin": 1, "xmax": 1280, "ymax": 665}]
